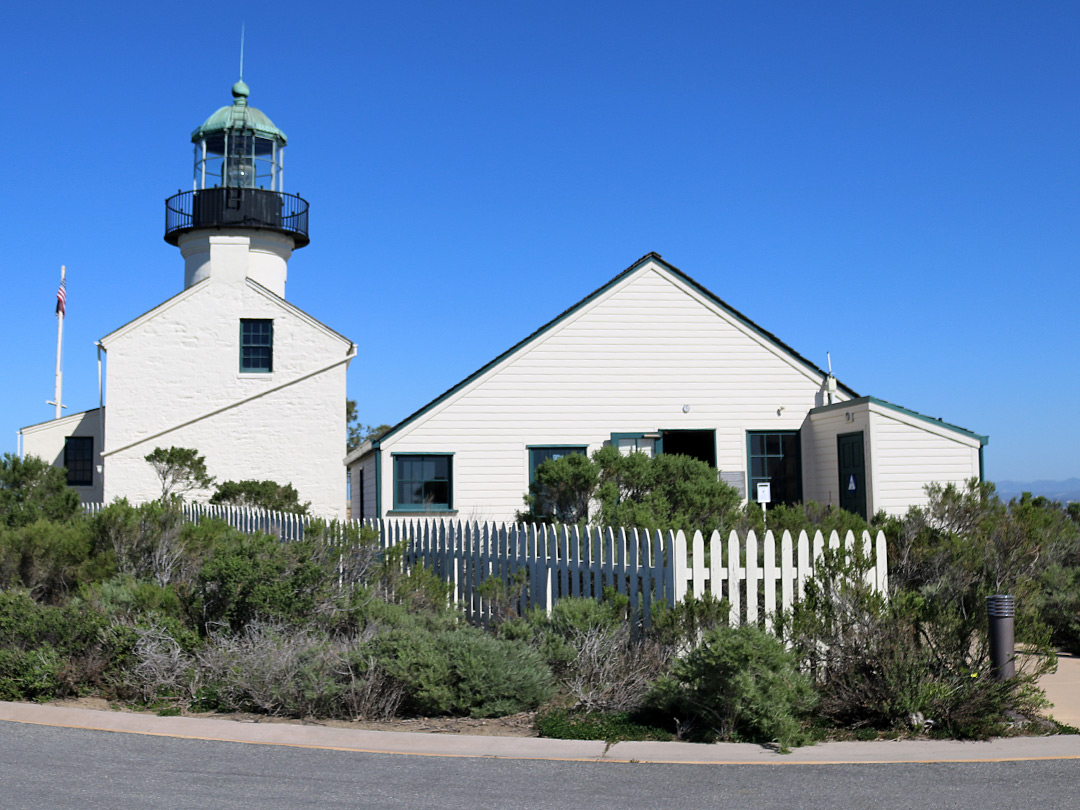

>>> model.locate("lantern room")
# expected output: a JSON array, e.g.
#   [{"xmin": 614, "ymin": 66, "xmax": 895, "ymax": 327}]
[
  {"xmin": 192, "ymin": 80, "xmax": 285, "ymax": 191},
  {"xmin": 165, "ymin": 81, "xmax": 309, "ymax": 251}
]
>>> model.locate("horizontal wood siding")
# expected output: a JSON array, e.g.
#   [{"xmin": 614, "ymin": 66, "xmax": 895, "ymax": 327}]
[
  {"xmin": 379, "ymin": 264, "xmax": 839, "ymax": 521},
  {"xmin": 803, "ymin": 409, "xmax": 869, "ymax": 509},
  {"xmin": 868, "ymin": 410, "xmax": 980, "ymax": 515},
  {"xmin": 349, "ymin": 455, "xmax": 377, "ymax": 520}
]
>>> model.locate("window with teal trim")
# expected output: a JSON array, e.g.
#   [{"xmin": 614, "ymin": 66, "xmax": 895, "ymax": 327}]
[
  {"xmin": 240, "ymin": 319, "xmax": 273, "ymax": 372},
  {"xmin": 528, "ymin": 446, "xmax": 588, "ymax": 522},
  {"xmin": 528, "ymin": 446, "xmax": 588, "ymax": 483},
  {"xmin": 747, "ymin": 431, "xmax": 802, "ymax": 505},
  {"xmin": 394, "ymin": 455, "xmax": 452, "ymax": 511}
]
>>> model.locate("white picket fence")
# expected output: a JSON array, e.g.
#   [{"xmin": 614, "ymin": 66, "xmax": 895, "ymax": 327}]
[
  {"xmin": 370, "ymin": 520, "xmax": 888, "ymax": 629},
  {"xmin": 82, "ymin": 503, "xmax": 888, "ymax": 628}
]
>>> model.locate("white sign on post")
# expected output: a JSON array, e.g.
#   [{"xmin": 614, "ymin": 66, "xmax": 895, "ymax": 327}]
[{"xmin": 757, "ymin": 482, "xmax": 772, "ymax": 527}]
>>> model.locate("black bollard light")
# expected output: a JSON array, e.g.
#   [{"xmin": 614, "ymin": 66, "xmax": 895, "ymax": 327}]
[{"xmin": 987, "ymin": 594, "xmax": 1016, "ymax": 681}]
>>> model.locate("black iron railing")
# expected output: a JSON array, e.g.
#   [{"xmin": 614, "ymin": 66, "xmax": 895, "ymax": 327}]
[{"xmin": 165, "ymin": 188, "xmax": 309, "ymax": 247}]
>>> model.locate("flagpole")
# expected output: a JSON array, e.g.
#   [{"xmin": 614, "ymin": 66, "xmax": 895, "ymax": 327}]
[{"xmin": 52, "ymin": 266, "xmax": 66, "ymax": 419}]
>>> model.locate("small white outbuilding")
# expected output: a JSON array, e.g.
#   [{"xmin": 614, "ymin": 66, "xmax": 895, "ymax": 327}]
[{"xmin": 345, "ymin": 253, "xmax": 986, "ymax": 523}]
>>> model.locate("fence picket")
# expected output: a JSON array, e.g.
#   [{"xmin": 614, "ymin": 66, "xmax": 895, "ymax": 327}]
[
  {"xmin": 780, "ymin": 530, "xmax": 794, "ymax": 611},
  {"xmin": 746, "ymin": 530, "xmax": 759, "ymax": 626},
  {"xmin": 706, "ymin": 530, "xmax": 721, "ymax": 603},
  {"xmin": 691, "ymin": 531, "xmax": 705, "ymax": 599},
  {"xmin": 628, "ymin": 526, "xmax": 640, "ymax": 620},
  {"xmin": 763, "ymin": 530, "xmax": 777, "ymax": 632},
  {"xmin": 727, "ymin": 530, "xmax": 741, "ymax": 625},
  {"xmin": 797, "ymin": 531, "xmax": 811, "ymax": 600}
]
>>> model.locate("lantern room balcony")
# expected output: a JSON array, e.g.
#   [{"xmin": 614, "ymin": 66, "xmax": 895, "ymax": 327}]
[{"xmin": 165, "ymin": 188, "xmax": 309, "ymax": 248}]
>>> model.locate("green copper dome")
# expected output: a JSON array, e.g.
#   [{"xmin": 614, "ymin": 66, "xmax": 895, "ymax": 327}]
[{"xmin": 190, "ymin": 81, "xmax": 287, "ymax": 145}]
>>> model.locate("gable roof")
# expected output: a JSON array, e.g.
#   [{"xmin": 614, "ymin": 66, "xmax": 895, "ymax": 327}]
[
  {"xmin": 347, "ymin": 253, "xmax": 858, "ymax": 464},
  {"xmin": 100, "ymin": 277, "xmax": 353, "ymax": 349},
  {"xmin": 811, "ymin": 395, "xmax": 989, "ymax": 446},
  {"xmin": 20, "ymin": 407, "xmax": 103, "ymax": 433}
]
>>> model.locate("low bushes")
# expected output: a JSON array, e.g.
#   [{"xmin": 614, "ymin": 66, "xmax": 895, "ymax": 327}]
[
  {"xmin": 502, "ymin": 595, "xmax": 670, "ymax": 714},
  {"xmin": 372, "ymin": 625, "xmax": 554, "ymax": 718},
  {"xmin": 647, "ymin": 624, "xmax": 817, "ymax": 749},
  {"xmin": 0, "ymin": 589, "xmax": 137, "ymax": 700},
  {"xmin": 0, "ymin": 476, "xmax": 1076, "ymax": 747}
]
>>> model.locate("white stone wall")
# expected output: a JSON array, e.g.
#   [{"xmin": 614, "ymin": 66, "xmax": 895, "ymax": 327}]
[
  {"xmin": 100, "ymin": 273, "xmax": 352, "ymax": 517},
  {"xmin": 19, "ymin": 408, "xmax": 105, "ymax": 504}
]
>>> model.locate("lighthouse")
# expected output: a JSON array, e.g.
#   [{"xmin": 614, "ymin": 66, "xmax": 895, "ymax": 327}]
[
  {"xmin": 164, "ymin": 80, "xmax": 309, "ymax": 298},
  {"xmin": 19, "ymin": 78, "xmax": 355, "ymax": 516}
]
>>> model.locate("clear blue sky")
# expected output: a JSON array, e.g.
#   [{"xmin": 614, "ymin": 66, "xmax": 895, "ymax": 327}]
[{"xmin": 3, "ymin": 1, "xmax": 1078, "ymax": 483}]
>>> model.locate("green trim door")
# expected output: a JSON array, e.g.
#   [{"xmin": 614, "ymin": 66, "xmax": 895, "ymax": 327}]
[{"xmin": 837, "ymin": 432, "xmax": 867, "ymax": 519}]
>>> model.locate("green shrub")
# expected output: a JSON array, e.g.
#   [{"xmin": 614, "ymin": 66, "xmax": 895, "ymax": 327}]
[
  {"xmin": 0, "ymin": 454, "xmax": 81, "ymax": 528},
  {"xmin": 737, "ymin": 500, "xmax": 872, "ymax": 538},
  {"xmin": 371, "ymin": 625, "xmax": 554, "ymax": 717},
  {"xmin": 0, "ymin": 645, "xmax": 62, "ymax": 701},
  {"xmin": 649, "ymin": 593, "xmax": 730, "ymax": 652},
  {"xmin": 647, "ymin": 623, "xmax": 817, "ymax": 749},
  {"xmin": 0, "ymin": 590, "xmax": 138, "ymax": 700},
  {"xmin": 784, "ymin": 540, "xmax": 1052, "ymax": 738},
  {"xmin": 192, "ymin": 530, "xmax": 329, "ymax": 633},
  {"xmin": 517, "ymin": 446, "xmax": 742, "ymax": 533},
  {"xmin": 522, "ymin": 595, "xmax": 629, "ymax": 673},
  {"xmin": 535, "ymin": 709, "xmax": 673, "ymax": 742},
  {"xmin": 0, "ymin": 519, "xmax": 103, "ymax": 601},
  {"xmin": 210, "ymin": 480, "xmax": 310, "ymax": 514},
  {"xmin": 594, "ymin": 447, "xmax": 743, "ymax": 534},
  {"xmin": 516, "ymin": 595, "xmax": 668, "ymax": 713},
  {"xmin": 1035, "ymin": 564, "xmax": 1080, "ymax": 653},
  {"xmin": 518, "ymin": 452, "xmax": 598, "ymax": 524}
]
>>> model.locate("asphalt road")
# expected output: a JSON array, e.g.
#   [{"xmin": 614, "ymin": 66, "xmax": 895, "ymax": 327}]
[{"xmin": 1, "ymin": 721, "xmax": 1075, "ymax": 810}]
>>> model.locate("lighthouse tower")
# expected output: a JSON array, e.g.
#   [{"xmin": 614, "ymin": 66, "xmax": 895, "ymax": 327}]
[
  {"xmin": 164, "ymin": 80, "xmax": 309, "ymax": 298},
  {"xmin": 86, "ymin": 79, "xmax": 354, "ymax": 515}
]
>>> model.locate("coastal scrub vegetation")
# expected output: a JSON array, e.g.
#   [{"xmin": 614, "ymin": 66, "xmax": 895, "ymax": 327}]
[{"xmin": 0, "ymin": 451, "xmax": 1077, "ymax": 748}]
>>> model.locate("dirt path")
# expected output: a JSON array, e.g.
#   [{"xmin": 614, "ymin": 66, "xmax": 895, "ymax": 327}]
[{"xmin": 48, "ymin": 697, "xmax": 540, "ymax": 737}]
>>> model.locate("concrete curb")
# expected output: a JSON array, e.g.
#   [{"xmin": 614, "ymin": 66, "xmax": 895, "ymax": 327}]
[{"xmin": 2, "ymin": 701, "xmax": 1078, "ymax": 765}]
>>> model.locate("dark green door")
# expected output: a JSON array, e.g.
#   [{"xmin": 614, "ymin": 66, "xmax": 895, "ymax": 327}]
[{"xmin": 837, "ymin": 432, "xmax": 867, "ymax": 519}]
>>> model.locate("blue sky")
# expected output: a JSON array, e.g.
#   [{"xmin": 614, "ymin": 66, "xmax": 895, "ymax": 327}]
[{"xmin": 3, "ymin": 1, "xmax": 1078, "ymax": 483}]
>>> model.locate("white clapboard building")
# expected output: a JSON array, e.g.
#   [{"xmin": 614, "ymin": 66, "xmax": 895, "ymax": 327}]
[
  {"xmin": 346, "ymin": 253, "xmax": 986, "ymax": 523},
  {"xmin": 20, "ymin": 81, "xmax": 355, "ymax": 517}
]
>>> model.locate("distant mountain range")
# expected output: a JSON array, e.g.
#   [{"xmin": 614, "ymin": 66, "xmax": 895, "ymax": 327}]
[{"xmin": 993, "ymin": 478, "xmax": 1080, "ymax": 503}]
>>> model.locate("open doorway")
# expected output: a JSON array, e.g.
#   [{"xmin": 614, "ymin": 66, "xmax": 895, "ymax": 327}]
[{"xmin": 661, "ymin": 429, "xmax": 716, "ymax": 467}]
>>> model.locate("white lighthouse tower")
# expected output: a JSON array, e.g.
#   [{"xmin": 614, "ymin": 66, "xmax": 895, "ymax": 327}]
[
  {"xmin": 87, "ymin": 79, "xmax": 354, "ymax": 514},
  {"xmin": 165, "ymin": 80, "xmax": 308, "ymax": 298},
  {"xmin": 19, "ymin": 78, "xmax": 353, "ymax": 516}
]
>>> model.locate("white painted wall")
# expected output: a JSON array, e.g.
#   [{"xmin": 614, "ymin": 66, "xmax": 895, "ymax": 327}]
[
  {"xmin": 19, "ymin": 408, "xmax": 104, "ymax": 504},
  {"xmin": 865, "ymin": 406, "xmax": 982, "ymax": 515},
  {"xmin": 806, "ymin": 400, "xmax": 983, "ymax": 517},
  {"xmin": 100, "ymin": 271, "xmax": 353, "ymax": 517},
  {"xmin": 179, "ymin": 231, "xmax": 292, "ymax": 298},
  {"xmin": 802, "ymin": 407, "xmax": 872, "ymax": 511},
  {"xmin": 362, "ymin": 261, "xmax": 844, "ymax": 523}
]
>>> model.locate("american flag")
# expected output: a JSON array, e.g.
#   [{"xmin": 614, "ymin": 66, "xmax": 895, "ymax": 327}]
[{"xmin": 56, "ymin": 278, "xmax": 66, "ymax": 317}]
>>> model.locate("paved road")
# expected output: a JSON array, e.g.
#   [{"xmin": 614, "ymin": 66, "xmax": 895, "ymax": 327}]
[{"xmin": 1, "ymin": 720, "xmax": 1077, "ymax": 810}]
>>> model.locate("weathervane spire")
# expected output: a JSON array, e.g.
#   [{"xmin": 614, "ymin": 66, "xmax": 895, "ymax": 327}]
[{"xmin": 239, "ymin": 24, "xmax": 245, "ymax": 81}]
